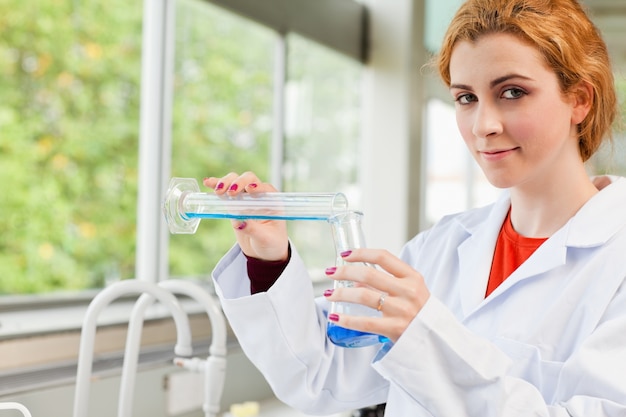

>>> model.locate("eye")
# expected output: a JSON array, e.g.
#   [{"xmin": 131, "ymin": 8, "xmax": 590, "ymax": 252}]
[
  {"xmin": 502, "ymin": 87, "xmax": 526, "ymax": 99},
  {"xmin": 455, "ymin": 93, "xmax": 477, "ymax": 105}
]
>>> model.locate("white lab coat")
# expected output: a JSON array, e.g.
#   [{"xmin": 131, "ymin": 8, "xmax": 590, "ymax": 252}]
[{"xmin": 212, "ymin": 177, "xmax": 626, "ymax": 417}]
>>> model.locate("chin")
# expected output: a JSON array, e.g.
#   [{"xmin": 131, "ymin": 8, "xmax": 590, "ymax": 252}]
[{"xmin": 485, "ymin": 174, "xmax": 515, "ymax": 189}]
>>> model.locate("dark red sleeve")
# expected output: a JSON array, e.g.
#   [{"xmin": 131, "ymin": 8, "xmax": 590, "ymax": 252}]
[{"xmin": 245, "ymin": 244, "xmax": 291, "ymax": 294}]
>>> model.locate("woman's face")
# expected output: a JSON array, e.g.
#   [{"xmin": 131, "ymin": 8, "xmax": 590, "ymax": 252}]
[{"xmin": 449, "ymin": 33, "xmax": 585, "ymax": 189}]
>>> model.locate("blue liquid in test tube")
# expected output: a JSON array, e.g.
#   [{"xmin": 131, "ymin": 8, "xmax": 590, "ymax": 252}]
[{"xmin": 183, "ymin": 212, "xmax": 329, "ymax": 221}]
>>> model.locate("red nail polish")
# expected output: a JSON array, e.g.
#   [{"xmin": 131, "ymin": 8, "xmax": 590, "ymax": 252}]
[
  {"xmin": 328, "ymin": 313, "xmax": 339, "ymax": 322},
  {"xmin": 236, "ymin": 221, "xmax": 247, "ymax": 230},
  {"xmin": 325, "ymin": 267, "xmax": 337, "ymax": 275},
  {"xmin": 248, "ymin": 183, "xmax": 258, "ymax": 188},
  {"xmin": 216, "ymin": 182, "xmax": 224, "ymax": 190},
  {"xmin": 229, "ymin": 184, "xmax": 238, "ymax": 191},
  {"xmin": 340, "ymin": 250, "xmax": 352, "ymax": 258},
  {"xmin": 323, "ymin": 289, "xmax": 334, "ymax": 297}
]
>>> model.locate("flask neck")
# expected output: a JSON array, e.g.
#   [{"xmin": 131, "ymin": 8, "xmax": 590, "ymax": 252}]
[{"xmin": 329, "ymin": 210, "xmax": 366, "ymax": 255}]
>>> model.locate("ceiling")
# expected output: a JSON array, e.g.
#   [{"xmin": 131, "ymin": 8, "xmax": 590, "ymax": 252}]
[{"xmin": 584, "ymin": 0, "xmax": 626, "ymax": 73}]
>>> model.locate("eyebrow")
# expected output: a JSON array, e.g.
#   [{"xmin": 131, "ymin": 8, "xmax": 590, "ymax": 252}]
[{"xmin": 449, "ymin": 73, "xmax": 533, "ymax": 91}]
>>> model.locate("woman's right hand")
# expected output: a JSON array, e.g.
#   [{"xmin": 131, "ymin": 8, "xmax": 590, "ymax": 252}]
[{"xmin": 203, "ymin": 172, "xmax": 289, "ymax": 262}]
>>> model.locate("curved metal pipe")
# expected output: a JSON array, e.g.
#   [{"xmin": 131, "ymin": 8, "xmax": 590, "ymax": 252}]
[
  {"xmin": 0, "ymin": 402, "xmax": 32, "ymax": 417},
  {"xmin": 72, "ymin": 280, "xmax": 193, "ymax": 417},
  {"xmin": 118, "ymin": 280, "xmax": 227, "ymax": 417}
]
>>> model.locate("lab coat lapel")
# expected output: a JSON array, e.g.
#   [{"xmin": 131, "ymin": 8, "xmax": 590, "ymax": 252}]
[
  {"xmin": 485, "ymin": 229, "xmax": 568, "ymax": 300},
  {"xmin": 457, "ymin": 195, "xmax": 510, "ymax": 316}
]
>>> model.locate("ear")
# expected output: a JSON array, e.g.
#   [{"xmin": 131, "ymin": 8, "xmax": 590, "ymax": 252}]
[{"xmin": 570, "ymin": 80, "xmax": 593, "ymax": 125}]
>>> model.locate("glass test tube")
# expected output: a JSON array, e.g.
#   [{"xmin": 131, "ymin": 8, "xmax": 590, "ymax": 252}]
[{"xmin": 163, "ymin": 177, "xmax": 349, "ymax": 234}]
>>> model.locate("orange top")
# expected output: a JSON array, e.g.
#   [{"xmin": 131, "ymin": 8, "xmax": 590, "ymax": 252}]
[{"xmin": 485, "ymin": 210, "xmax": 548, "ymax": 297}]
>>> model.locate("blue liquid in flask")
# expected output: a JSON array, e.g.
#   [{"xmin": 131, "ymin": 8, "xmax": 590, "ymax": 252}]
[{"xmin": 327, "ymin": 323, "xmax": 389, "ymax": 348}]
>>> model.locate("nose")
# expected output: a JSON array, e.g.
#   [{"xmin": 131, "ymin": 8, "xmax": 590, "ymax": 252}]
[{"xmin": 471, "ymin": 102, "xmax": 503, "ymax": 139}]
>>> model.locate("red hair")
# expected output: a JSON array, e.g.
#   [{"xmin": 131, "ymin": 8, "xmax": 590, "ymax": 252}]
[{"xmin": 436, "ymin": 0, "xmax": 617, "ymax": 161}]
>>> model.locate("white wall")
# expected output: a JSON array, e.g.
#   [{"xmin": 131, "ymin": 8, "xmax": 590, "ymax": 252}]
[{"xmin": 360, "ymin": 0, "xmax": 428, "ymax": 254}]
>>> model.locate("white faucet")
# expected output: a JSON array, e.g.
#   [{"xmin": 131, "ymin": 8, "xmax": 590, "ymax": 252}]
[
  {"xmin": 72, "ymin": 280, "xmax": 194, "ymax": 417},
  {"xmin": 117, "ymin": 279, "xmax": 227, "ymax": 417}
]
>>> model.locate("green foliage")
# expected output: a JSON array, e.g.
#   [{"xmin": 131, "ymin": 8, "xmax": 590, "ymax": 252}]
[
  {"xmin": 0, "ymin": 0, "xmax": 273, "ymax": 292},
  {"xmin": 0, "ymin": 0, "xmax": 143, "ymax": 293}
]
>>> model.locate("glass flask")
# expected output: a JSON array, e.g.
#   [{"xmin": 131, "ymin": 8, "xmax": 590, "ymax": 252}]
[{"xmin": 327, "ymin": 210, "xmax": 388, "ymax": 348}]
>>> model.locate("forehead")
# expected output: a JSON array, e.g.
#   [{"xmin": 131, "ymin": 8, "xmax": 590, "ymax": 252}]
[{"xmin": 449, "ymin": 33, "xmax": 550, "ymax": 84}]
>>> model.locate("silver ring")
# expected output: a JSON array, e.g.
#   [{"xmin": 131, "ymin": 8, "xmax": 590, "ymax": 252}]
[{"xmin": 376, "ymin": 293, "xmax": 386, "ymax": 312}]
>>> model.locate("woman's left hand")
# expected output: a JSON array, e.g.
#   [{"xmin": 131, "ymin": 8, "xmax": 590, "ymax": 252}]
[{"xmin": 323, "ymin": 248, "xmax": 430, "ymax": 343}]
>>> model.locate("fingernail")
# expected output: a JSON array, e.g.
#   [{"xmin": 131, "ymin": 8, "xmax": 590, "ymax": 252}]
[
  {"xmin": 248, "ymin": 183, "xmax": 258, "ymax": 189},
  {"xmin": 340, "ymin": 250, "xmax": 352, "ymax": 258},
  {"xmin": 228, "ymin": 184, "xmax": 238, "ymax": 191},
  {"xmin": 325, "ymin": 267, "xmax": 337, "ymax": 275},
  {"xmin": 328, "ymin": 313, "xmax": 339, "ymax": 322},
  {"xmin": 323, "ymin": 289, "xmax": 334, "ymax": 297},
  {"xmin": 216, "ymin": 182, "xmax": 224, "ymax": 190},
  {"xmin": 236, "ymin": 221, "xmax": 247, "ymax": 230}
]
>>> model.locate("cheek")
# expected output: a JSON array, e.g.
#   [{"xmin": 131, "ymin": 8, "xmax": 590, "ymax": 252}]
[
  {"xmin": 506, "ymin": 107, "xmax": 564, "ymax": 148},
  {"xmin": 506, "ymin": 115, "xmax": 536, "ymax": 141}
]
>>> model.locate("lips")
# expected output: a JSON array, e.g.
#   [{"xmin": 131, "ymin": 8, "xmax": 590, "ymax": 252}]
[{"xmin": 480, "ymin": 147, "xmax": 519, "ymax": 161}]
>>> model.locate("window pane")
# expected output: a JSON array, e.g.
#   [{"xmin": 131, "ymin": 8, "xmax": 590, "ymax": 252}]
[
  {"xmin": 424, "ymin": 0, "xmax": 463, "ymax": 53},
  {"xmin": 424, "ymin": 99, "xmax": 498, "ymax": 227},
  {"xmin": 283, "ymin": 34, "xmax": 363, "ymax": 278},
  {"xmin": 590, "ymin": 74, "xmax": 626, "ymax": 177},
  {"xmin": 169, "ymin": 0, "xmax": 275, "ymax": 277},
  {"xmin": 0, "ymin": 0, "xmax": 143, "ymax": 293}
]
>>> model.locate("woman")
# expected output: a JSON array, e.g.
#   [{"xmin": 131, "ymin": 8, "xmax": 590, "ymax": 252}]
[{"xmin": 207, "ymin": 0, "xmax": 626, "ymax": 415}]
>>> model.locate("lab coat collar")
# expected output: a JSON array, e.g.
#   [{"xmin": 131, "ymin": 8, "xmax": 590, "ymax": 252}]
[
  {"xmin": 456, "ymin": 176, "xmax": 626, "ymax": 316},
  {"xmin": 457, "ymin": 176, "xmax": 626, "ymax": 247},
  {"xmin": 565, "ymin": 176, "xmax": 626, "ymax": 246}
]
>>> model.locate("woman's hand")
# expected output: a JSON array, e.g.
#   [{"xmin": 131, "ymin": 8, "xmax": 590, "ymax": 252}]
[
  {"xmin": 323, "ymin": 248, "xmax": 430, "ymax": 343},
  {"xmin": 203, "ymin": 172, "xmax": 289, "ymax": 262}
]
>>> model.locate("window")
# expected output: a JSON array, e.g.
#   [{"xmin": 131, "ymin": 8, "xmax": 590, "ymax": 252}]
[
  {"xmin": 168, "ymin": 0, "xmax": 275, "ymax": 278},
  {"xmin": 423, "ymin": 99, "xmax": 499, "ymax": 226},
  {"xmin": 1, "ymin": 0, "xmax": 365, "ymax": 295},
  {"xmin": 590, "ymin": 74, "xmax": 626, "ymax": 176},
  {"xmin": 167, "ymin": 2, "xmax": 363, "ymax": 280},
  {"xmin": 0, "ymin": 0, "xmax": 143, "ymax": 293},
  {"xmin": 283, "ymin": 34, "xmax": 362, "ymax": 277}
]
